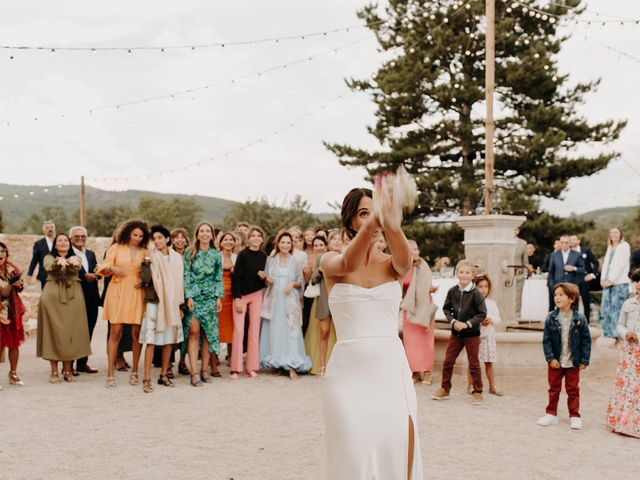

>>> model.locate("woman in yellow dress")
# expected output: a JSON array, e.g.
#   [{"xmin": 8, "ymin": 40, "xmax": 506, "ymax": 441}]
[{"xmin": 97, "ymin": 219, "xmax": 150, "ymax": 388}]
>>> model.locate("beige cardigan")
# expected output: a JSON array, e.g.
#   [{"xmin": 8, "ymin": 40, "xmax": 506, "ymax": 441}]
[{"xmin": 400, "ymin": 259, "xmax": 434, "ymax": 328}]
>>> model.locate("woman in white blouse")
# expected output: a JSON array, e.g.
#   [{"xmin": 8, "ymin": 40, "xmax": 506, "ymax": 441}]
[{"xmin": 600, "ymin": 227, "xmax": 630, "ymax": 343}]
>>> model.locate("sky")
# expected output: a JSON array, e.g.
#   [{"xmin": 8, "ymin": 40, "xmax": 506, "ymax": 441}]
[{"xmin": 1, "ymin": 0, "xmax": 639, "ymax": 216}]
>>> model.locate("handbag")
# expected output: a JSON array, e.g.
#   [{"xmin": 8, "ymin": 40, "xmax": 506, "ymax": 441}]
[{"xmin": 303, "ymin": 282, "xmax": 321, "ymax": 298}]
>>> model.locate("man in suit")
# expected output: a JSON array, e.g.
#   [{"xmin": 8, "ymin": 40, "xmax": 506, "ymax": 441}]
[
  {"xmin": 27, "ymin": 220, "xmax": 56, "ymax": 288},
  {"xmin": 542, "ymin": 237, "xmax": 560, "ymax": 273},
  {"xmin": 547, "ymin": 234, "xmax": 585, "ymax": 310},
  {"xmin": 570, "ymin": 234, "xmax": 599, "ymax": 323},
  {"xmin": 70, "ymin": 226, "xmax": 100, "ymax": 374},
  {"xmin": 514, "ymin": 228, "xmax": 529, "ymax": 319}
]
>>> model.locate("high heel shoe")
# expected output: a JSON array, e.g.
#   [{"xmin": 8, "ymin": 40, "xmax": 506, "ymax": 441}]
[
  {"xmin": 105, "ymin": 376, "xmax": 116, "ymax": 388},
  {"xmin": 200, "ymin": 369, "xmax": 213, "ymax": 383},
  {"xmin": 129, "ymin": 372, "xmax": 139, "ymax": 386},
  {"xmin": 63, "ymin": 371, "xmax": 75, "ymax": 383},
  {"xmin": 9, "ymin": 371, "xmax": 24, "ymax": 386},
  {"xmin": 190, "ymin": 373, "xmax": 204, "ymax": 387},
  {"xmin": 143, "ymin": 379, "xmax": 154, "ymax": 393},
  {"xmin": 320, "ymin": 366, "xmax": 326, "ymax": 377},
  {"xmin": 50, "ymin": 372, "xmax": 60, "ymax": 384},
  {"xmin": 158, "ymin": 375, "xmax": 175, "ymax": 387}
]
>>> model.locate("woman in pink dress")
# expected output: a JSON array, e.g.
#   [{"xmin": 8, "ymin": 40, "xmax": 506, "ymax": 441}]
[{"xmin": 401, "ymin": 240, "xmax": 436, "ymax": 384}]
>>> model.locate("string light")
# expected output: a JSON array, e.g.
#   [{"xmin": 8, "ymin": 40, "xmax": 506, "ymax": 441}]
[
  {"xmin": 1, "ymin": 35, "xmax": 372, "ymax": 126},
  {"xmin": 0, "ymin": 23, "xmax": 371, "ymax": 55}
]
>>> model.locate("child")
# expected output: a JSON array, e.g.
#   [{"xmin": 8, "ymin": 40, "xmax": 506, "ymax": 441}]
[
  {"xmin": 467, "ymin": 275, "xmax": 502, "ymax": 396},
  {"xmin": 605, "ymin": 268, "xmax": 640, "ymax": 438},
  {"xmin": 432, "ymin": 259, "xmax": 487, "ymax": 405},
  {"xmin": 538, "ymin": 282, "xmax": 591, "ymax": 430}
]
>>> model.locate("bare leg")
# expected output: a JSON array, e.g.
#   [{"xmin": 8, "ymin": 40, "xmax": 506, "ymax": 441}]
[
  {"xmin": 201, "ymin": 335, "xmax": 211, "ymax": 375},
  {"xmin": 319, "ymin": 317, "xmax": 331, "ymax": 371},
  {"xmin": 143, "ymin": 344, "xmax": 154, "ymax": 382},
  {"xmin": 62, "ymin": 360, "xmax": 74, "ymax": 381},
  {"xmin": 160, "ymin": 345, "xmax": 172, "ymax": 377},
  {"xmin": 187, "ymin": 319, "xmax": 201, "ymax": 376},
  {"xmin": 8, "ymin": 347, "xmax": 19, "ymax": 372},
  {"xmin": 407, "ymin": 416, "xmax": 415, "ymax": 480},
  {"xmin": 49, "ymin": 360, "xmax": 58, "ymax": 375},
  {"xmin": 131, "ymin": 324, "xmax": 142, "ymax": 374},
  {"xmin": 107, "ymin": 324, "xmax": 123, "ymax": 379}
]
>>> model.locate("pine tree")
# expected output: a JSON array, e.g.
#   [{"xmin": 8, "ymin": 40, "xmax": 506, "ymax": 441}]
[{"xmin": 325, "ymin": 0, "xmax": 626, "ymax": 216}]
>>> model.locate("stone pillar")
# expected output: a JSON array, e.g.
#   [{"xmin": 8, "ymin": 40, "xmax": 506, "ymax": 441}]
[{"xmin": 455, "ymin": 215, "xmax": 526, "ymax": 329}]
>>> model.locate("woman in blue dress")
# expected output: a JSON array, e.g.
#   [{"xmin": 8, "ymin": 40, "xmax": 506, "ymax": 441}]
[
  {"xmin": 260, "ymin": 231, "xmax": 311, "ymax": 379},
  {"xmin": 184, "ymin": 222, "xmax": 224, "ymax": 386}
]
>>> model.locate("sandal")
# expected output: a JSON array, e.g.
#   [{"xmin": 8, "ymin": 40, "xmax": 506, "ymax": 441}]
[
  {"xmin": 211, "ymin": 369, "xmax": 222, "ymax": 378},
  {"xmin": 320, "ymin": 366, "xmax": 326, "ymax": 377},
  {"xmin": 190, "ymin": 373, "xmax": 204, "ymax": 387},
  {"xmin": 489, "ymin": 388, "xmax": 504, "ymax": 397},
  {"xmin": 106, "ymin": 376, "xmax": 116, "ymax": 388},
  {"xmin": 288, "ymin": 369, "xmax": 298, "ymax": 381},
  {"xmin": 200, "ymin": 370, "xmax": 213, "ymax": 383},
  {"xmin": 143, "ymin": 379, "xmax": 154, "ymax": 393},
  {"xmin": 166, "ymin": 368, "xmax": 175, "ymax": 379},
  {"xmin": 178, "ymin": 363, "xmax": 190, "ymax": 376},
  {"xmin": 50, "ymin": 372, "xmax": 60, "ymax": 384},
  {"xmin": 158, "ymin": 375, "xmax": 175, "ymax": 388},
  {"xmin": 244, "ymin": 370, "xmax": 258, "ymax": 378},
  {"xmin": 129, "ymin": 372, "xmax": 139, "ymax": 386},
  {"xmin": 63, "ymin": 371, "xmax": 75, "ymax": 383},
  {"xmin": 9, "ymin": 371, "xmax": 24, "ymax": 386},
  {"xmin": 230, "ymin": 372, "xmax": 239, "ymax": 381}
]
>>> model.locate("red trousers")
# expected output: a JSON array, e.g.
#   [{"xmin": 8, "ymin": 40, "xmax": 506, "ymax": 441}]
[
  {"xmin": 441, "ymin": 335, "xmax": 482, "ymax": 393},
  {"xmin": 546, "ymin": 366, "xmax": 581, "ymax": 418}
]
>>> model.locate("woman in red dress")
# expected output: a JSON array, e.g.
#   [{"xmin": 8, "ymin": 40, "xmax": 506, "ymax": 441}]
[{"xmin": 0, "ymin": 241, "xmax": 27, "ymax": 388}]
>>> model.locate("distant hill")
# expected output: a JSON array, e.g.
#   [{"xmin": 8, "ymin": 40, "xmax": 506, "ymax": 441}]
[
  {"xmin": 574, "ymin": 205, "xmax": 637, "ymax": 227},
  {"xmin": 0, "ymin": 183, "xmax": 238, "ymax": 232}
]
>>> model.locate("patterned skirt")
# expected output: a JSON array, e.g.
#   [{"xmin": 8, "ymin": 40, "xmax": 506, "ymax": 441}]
[
  {"xmin": 606, "ymin": 342, "xmax": 640, "ymax": 438},
  {"xmin": 600, "ymin": 284, "xmax": 629, "ymax": 338}
]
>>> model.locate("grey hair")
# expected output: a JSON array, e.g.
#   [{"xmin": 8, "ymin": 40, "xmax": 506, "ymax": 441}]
[{"xmin": 69, "ymin": 226, "xmax": 88, "ymax": 236}]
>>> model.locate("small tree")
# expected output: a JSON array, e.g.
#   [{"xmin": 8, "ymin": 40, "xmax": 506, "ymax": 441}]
[{"xmin": 223, "ymin": 196, "xmax": 319, "ymax": 236}]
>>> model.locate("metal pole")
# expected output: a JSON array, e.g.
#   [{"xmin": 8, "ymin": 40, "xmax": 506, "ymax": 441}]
[
  {"xmin": 80, "ymin": 175, "xmax": 86, "ymax": 227},
  {"xmin": 484, "ymin": 0, "xmax": 495, "ymax": 214}
]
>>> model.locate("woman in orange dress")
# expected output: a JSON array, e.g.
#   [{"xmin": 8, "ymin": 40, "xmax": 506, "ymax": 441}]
[
  {"xmin": 97, "ymin": 219, "xmax": 150, "ymax": 388},
  {"xmin": 218, "ymin": 232, "xmax": 237, "ymax": 363}
]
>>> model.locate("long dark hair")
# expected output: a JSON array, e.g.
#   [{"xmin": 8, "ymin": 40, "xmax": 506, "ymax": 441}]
[
  {"xmin": 51, "ymin": 234, "xmax": 75, "ymax": 259},
  {"xmin": 190, "ymin": 222, "xmax": 216, "ymax": 263},
  {"xmin": 115, "ymin": 219, "xmax": 150, "ymax": 248},
  {"xmin": 341, "ymin": 187, "xmax": 373, "ymax": 240}
]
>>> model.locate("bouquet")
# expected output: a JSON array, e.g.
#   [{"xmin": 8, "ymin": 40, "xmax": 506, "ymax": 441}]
[{"xmin": 373, "ymin": 166, "xmax": 418, "ymax": 230}]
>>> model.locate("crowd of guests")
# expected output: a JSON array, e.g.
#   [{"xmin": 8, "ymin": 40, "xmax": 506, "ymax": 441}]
[{"xmin": 0, "ymin": 219, "xmax": 637, "ymax": 438}]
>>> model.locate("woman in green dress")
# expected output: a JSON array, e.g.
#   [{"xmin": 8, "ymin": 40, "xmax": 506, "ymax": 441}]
[
  {"xmin": 184, "ymin": 222, "xmax": 224, "ymax": 386},
  {"xmin": 37, "ymin": 234, "xmax": 91, "ymax": 383}
]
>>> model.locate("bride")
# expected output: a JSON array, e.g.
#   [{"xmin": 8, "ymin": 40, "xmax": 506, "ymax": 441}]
[{"xmin": 318, "ymin": 185, "xmax": 423, "ymax": 479}]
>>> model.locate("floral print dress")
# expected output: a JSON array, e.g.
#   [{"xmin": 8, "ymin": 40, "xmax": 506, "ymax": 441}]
[
  {"xmin": 184, "ymin": 248, "xmax": 225, "ymax": 355},
  {"xmin": 606, "ymin": 342, "xmax": 640, "ymax": 438}
]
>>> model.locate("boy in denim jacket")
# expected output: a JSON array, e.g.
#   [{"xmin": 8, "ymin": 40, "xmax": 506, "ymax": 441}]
[{"xmin": 538, "ymin": 282, "xmax": 591, "ymax": 430}]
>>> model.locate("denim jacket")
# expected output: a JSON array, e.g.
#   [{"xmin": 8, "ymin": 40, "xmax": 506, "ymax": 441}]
[{"xmin": 542, "ymin": 308, "xmax": 591, "ymax": 367}]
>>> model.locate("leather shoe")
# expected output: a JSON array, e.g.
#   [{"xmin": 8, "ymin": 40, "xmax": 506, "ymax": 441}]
[{"xmin": 78, "ymin": 365, "xmax": 99, "ymax": 374}]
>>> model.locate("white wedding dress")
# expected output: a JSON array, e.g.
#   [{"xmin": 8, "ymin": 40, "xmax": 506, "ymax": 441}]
[{"xmin": 319, "ymin": 281, "xmax": 423, "ymax": 479}]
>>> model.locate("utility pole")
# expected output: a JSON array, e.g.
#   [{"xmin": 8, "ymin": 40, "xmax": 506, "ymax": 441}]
[
  {"xmin": 484, "ymin": 0, "xmax": 495, "ymax": 214},
  {"xmin": 80, "ymin": 175, "xmax": 86, "ymax": 227}
]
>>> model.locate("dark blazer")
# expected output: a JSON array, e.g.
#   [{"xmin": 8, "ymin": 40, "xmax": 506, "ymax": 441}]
[
  {"xmin": 27, "ymin": 237, "xmax": 53, "ymax": 285},
  {"xmin": 78, "ymin": 249, "xmax": 100, "ymax": 318},
  {"xmin": 547, "ymin": 249, "xmax": 585, "ymax": 288},
  {"xmin": 542, "ymin": 308, "xmax": 591, "ymax": 367},
  {"xmin": 577, "ymin": 246, "xmax": 599, "ymax": 276},
  {"xmin": 631, "ymin": 248, "xmax": 640, "ymax": 276}
]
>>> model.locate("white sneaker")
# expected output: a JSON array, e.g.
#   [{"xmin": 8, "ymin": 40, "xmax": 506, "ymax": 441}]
[
  {"xmin": 537, "ymin": 414, "xmax": 559, "ymax": 426},
  {"xmin": 570, "ymin": 417, "xmax": 583, "ymax": 430}
]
